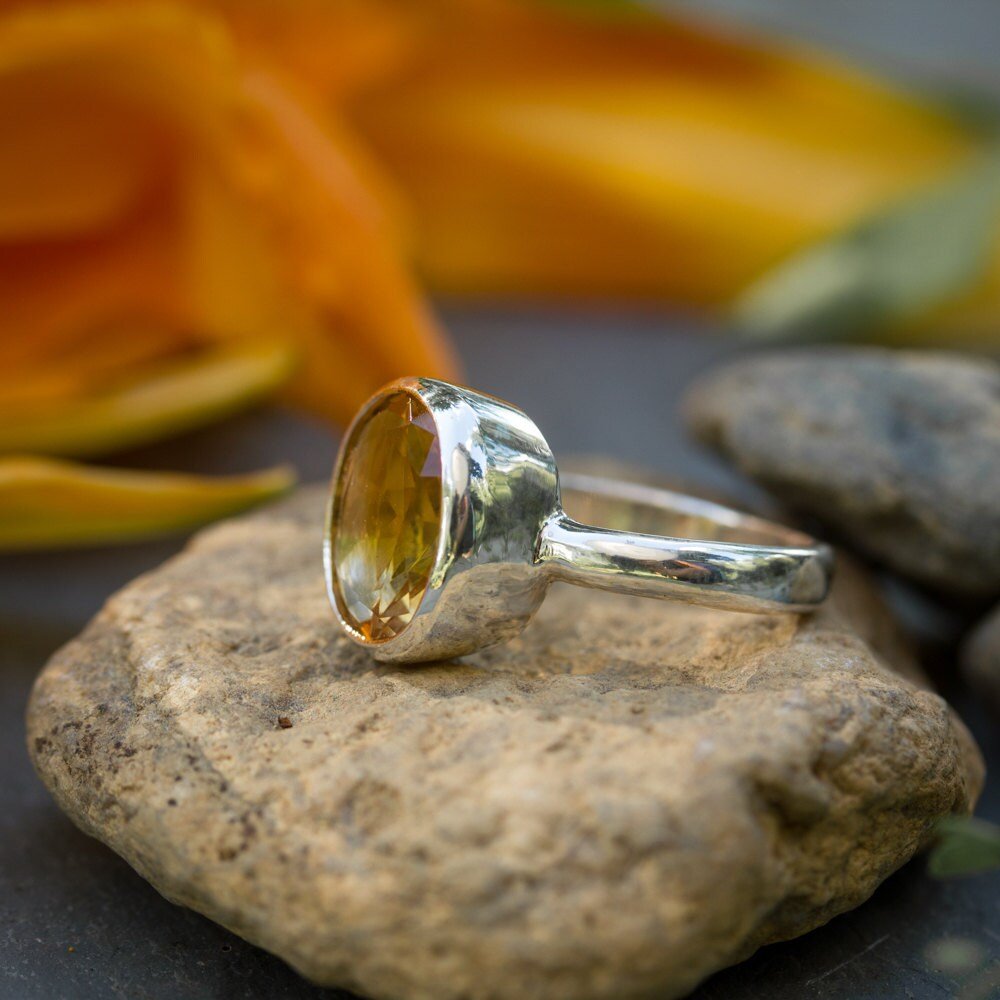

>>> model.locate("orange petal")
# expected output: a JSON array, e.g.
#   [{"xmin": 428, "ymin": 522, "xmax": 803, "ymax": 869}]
[
  {"xmin": 0, "ymin": 340, "xmax": 296, "ymax": 457},
  {"xmin": 0, "ymin": 2, "xmax": 241, "ymax": 238},
  {"xmin": 0, "ymin": 322, "xmax": 189, "ymax": 406},
  {"xmin": 236, "ymin": 69, "xmax": 458, "ymax": 383},
  {"xmin": 0, "ymin": 182, "xmax": 192, "ymax": 370},
  {"xmin": 199, "ymin": 0, "xmax": 426, "ymax": 98},
  {"xmin": 353, "ymin": 2, "xmax": 977, "ymax": 302},
  {"xmin": 0, "ymin": 1, "xmax": 456, "ymax": 426}
]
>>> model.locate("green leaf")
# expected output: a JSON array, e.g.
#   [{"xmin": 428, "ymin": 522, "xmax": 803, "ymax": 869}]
[
  {"xmin": 734, "ymin": 152, "xmax": 1000, "ymax": 342},
  {"xmin": 928, "ymin": 816, "xmax": 1000, "ymax": 878}
]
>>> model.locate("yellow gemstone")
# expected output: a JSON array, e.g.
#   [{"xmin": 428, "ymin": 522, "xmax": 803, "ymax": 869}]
[{"xmin": 332, "ymin": 391, "xmax": 442, "ymax": 641}]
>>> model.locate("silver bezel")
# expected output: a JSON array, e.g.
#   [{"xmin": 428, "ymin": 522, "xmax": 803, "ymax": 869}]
[{"xmin": 323, "ymin": 376, "xmax": 561, "ymax": 663}]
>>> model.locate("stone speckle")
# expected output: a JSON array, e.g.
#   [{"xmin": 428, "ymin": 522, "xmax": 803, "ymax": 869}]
[
  {"xmin": 683, "ymin": 348, "xmax": 1000, "ymax": 598},
  {"xmin": 28, "ymin": 487, "xmax": 982, "ymax": 1000}
]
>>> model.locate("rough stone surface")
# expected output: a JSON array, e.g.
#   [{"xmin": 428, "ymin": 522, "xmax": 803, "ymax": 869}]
[
  {"xmin": 963, "ymin": 603, "xmax": 1000, "ymax": 713},
  {"xmin": 28, "ymin": 487, "xmax": 982, "ymax": 1000},
  {"xmin": 683, "ymin": 348, "xmax": 1000, "ymax": 598}
]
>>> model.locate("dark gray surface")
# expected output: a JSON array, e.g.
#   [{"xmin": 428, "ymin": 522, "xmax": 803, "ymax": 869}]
[{"xmin": 2, "ymin": 311, "xmax": 998, "ymax": 1000}]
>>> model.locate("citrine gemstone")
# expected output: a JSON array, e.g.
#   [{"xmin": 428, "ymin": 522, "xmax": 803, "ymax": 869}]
[{"xmin": 332, "ymin": 391, "xmax": 442, "ymax": 641}]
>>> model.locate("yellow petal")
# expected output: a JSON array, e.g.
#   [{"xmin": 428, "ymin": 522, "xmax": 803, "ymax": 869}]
[
  {"xmin": 353, "ymin": 3, "xmax": 978, "ymax": 302},
  {"xmin": 0, "ymin": 340, "xmax": 296, "ymax": 457},
  {"xmin": 0, "ymin": 456, "xmax": 294, "ymax": 549}
]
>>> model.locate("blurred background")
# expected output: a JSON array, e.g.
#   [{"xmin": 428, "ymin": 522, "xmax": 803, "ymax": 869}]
[
  {"xmin": 3, "ymin": 0, "xmax": 1000, "ymax": 547},
  {"xmin": 2, "ymin": 0, "xmax": 1000, "ymax": 555},
  {"xmin": 2, "ymin": 1, "xmax": 999, "ymax": 998}
]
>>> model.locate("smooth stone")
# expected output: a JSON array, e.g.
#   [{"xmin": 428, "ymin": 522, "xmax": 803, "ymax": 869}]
[
  {"xmin": 683, "ymin": 347, "xmax": 1000, "ymax": 598},
  {"xmin": 963, "ymin": 603, "xmax": 1000, "ymax": 713},
  {"xmin": 28, "ymin": 486, "xmax": 983, "ymax": 1000}
]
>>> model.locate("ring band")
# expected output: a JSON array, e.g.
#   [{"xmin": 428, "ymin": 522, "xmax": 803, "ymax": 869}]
[
  {"xmin": 548, "ymin": 472, "xmax": 831, "ymax": 611},
  {"xmin": 324, "ymin": 377, "xmax": 833, "ymax": 663}
]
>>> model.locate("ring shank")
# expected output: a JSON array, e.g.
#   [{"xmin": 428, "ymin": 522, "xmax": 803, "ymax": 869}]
[{"xmin": 538, "ymin": 473, "xmax": 833, "ymax": 613}]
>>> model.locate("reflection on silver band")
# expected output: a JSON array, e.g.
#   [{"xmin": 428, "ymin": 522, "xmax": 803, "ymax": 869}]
[{"xmin": 543, "ymin": 474, "xmax": 832, "ymax": 613}]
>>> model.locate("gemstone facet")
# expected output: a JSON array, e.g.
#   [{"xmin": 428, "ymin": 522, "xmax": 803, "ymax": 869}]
[{"xmin": 332, "ymin": 391, "xmax": 442, "ymax": 641}]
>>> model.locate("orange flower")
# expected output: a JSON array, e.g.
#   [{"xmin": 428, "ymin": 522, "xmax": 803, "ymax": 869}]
[
  {"xmin": 0, "ymin": 0, "xmax": 993, "ymax": 548},
  {"xmin": 0, "ymin": 0, "xmax": 457, "ymax": 427}
]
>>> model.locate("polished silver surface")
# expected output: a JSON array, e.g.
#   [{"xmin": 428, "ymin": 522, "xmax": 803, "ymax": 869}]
[{"xmin": 325, "ymin": 377, "xmax": 834, "ymax": 663}]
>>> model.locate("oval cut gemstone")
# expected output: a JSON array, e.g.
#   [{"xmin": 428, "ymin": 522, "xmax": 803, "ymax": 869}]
[{"xmin": 332, "ymin": 391, "xmax": 442, "ymax": 641}]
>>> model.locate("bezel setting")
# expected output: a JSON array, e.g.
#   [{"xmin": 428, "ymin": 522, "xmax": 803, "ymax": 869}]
[{"xmin": 324, "ymin": 377, "xmax": 561, "ymax": 663}]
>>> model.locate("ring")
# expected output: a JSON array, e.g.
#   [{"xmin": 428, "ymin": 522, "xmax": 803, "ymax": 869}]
[{"xmin": 324, "ymin": 377, "xmax": 834, "ymax": 664}]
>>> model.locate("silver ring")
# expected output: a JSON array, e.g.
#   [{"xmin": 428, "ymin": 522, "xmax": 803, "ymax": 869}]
[{"xmin": 324, "ymin": 377, "xmax": 833, "ymax": 664}]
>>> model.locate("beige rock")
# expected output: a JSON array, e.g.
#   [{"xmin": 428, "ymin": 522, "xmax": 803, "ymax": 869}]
[{"xmin": 28, "ymin": 487, "xmax": 983, "ymax": 1000}]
